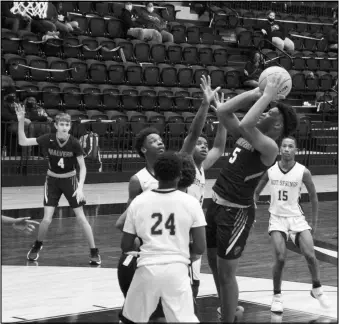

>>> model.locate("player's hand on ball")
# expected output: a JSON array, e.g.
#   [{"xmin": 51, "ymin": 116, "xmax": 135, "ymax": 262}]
[
  {"xmin": 73, "ymin": 187, "xmax": 85, "ymax": 204},
  {"xmin": 14, "ymin": 103, "xmax": 26, "ymax": 120},
  {"xmin": 12, "ymin": 217, "xmax": 40, "ymax": 235},
  {"xmin": 200, "ymin": 75, "xmax": 221, "ymax": 104},
  {"xmin": 251, "ymin": 87, "xmax": 263, "ymax": 101},
  {"xmin": 264, "ymin": 74, "xmax": 286, "ymax": 101}
]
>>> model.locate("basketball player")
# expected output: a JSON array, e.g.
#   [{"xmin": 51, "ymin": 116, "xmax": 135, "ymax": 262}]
[
  {"xmin": 120, "ymin": 152, "xmax": 206, "ymax": 323},
  {"xmin": 2, "ymin": 216, "xmax": 40, "ymax": 235},
  {"xmin": 15, "ymin": 106, "xmax": 101, "ymax": 265},
  {"xmin": 254, "ymin": 136, "xmax": 329, "ymax": 312},
  {"xmin": 205, "ymin": 74, "xmax": 299, "ymax": 322}
]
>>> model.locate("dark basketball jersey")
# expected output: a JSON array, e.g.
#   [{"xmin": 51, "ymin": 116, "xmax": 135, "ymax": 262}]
[
  {"xmin": 36, "ymin": 133, "xmax": 84, "ymax": 174},
  {"xmin": 213, "ymin": 137, "xmax": 269, "ymax": 206}
]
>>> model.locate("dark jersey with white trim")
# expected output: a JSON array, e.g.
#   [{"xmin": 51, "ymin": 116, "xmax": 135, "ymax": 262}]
[
  {"xmin": 213, "ymin": 137, "xmax": 269, "ymax": 206},
  {"xmin": 36, "ymin": 133, "xmax": 84, "ymax": 174}
]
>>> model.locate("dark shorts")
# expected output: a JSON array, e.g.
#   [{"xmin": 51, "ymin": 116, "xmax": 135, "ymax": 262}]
[
  {"xmin": 43, "ymin": 175, "xmax": 86, "ymax": 209},
  {"xmin": 118, "ymin": 253, "xmax": 199, "ymax": 320},
  {"xmin": 205, "ymin": 200, "xmax": 255, "ymax": 260}
]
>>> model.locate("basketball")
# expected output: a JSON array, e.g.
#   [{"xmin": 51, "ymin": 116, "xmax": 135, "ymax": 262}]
[{"xmin": 258, "ymin": 66, "xmax": 292, "ymax": 99}]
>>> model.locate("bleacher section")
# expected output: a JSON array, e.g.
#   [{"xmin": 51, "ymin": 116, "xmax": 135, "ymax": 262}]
[{"xmin": 1, "ymin": 1, "xmax": 338, "ymax": 185}]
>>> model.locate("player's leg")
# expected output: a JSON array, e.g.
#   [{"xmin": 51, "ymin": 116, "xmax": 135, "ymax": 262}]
[
  {"xmin": 216, "ymin": 205, "xmax": 254, "ymax": 323},
  {"xmin": 117, "ymin": 253, "xmax": 137, "ymax": 297},
  {"xmin": 62, "ymin": 175, "xmax": 100, "ymax": 264},
  {"xmin": 27, "ymin": 176, "xmax": 60, "ymax": 261},
  {"xmin": 205, "ymin": 200, "xmax": 221, "ymax": 297},
  {"xmin": 122, "ymin": 266, "xmax": 161, "ymax": 323},
  {"xmin": 160, "ymin": 263, "xmax": 199, "ymax": 323},
  {"xmin": 191, "ymin": 256, "xmax": 201, "ymax": 298},
  {"xmin": 293, "ymin": 219, "xmax": 330, "ymax": 308}
]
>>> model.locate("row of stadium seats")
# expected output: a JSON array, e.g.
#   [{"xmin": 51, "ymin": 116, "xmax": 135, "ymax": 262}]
[{"xmin": 214, "ymin": 10, "xmax": 335, "ymax": 34}]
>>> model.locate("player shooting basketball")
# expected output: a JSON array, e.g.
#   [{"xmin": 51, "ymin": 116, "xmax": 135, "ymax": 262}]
[
  {"xmin": 205, "ymin": 74, "xmax": 299, "ymax": 322},
  {"xmin": 254, "ymin": 136, "xmax": 330, "ymax": 312}
]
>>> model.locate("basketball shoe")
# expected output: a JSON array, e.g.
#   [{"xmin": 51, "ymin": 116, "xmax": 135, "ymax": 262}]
[
  {"xmin": 311, "ymin": 287, "xmax": 330, "ymax": 308},
  {"xmin": 271, "ymin": 294, "xmax": 283, "ymax": 313},
  {"xmin": 27, "ymin": 240, "xmax": 43, "ymax": 261},
  {"xmin": 217, "ymin": 305, "xmax": 244, "ymax": 322},
  {"xmin": 90, "ymin": 248, "xmax": 101, "ymax": 265}
]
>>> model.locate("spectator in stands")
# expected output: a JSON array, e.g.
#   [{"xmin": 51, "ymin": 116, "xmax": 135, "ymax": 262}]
[
  {"xmin": 2, "ymin": 86, "xmax": 31, "ymax": 133},
  {"xmin": 138, "ymin": 2, "xmax": 174, "ymax": 43},
  {"xmin": 1, "ymin": 1, "xmax": 31, "ymax": 32},
  {"xmin": 120, "ymin": 2, "xmax": 162, "ymax": 42},
  {"xmin": 24, "ymin": 97, "xmax": 53, "ymax": 123},
  {"xmin": 243, "ymin": 52, "xmax": 263, "ymax": 88},
  {"xmin": 55, "ymin": 2, "xmax": 81, "ymax": 35},
  {"xmin": 260, "ymin": 11, "xmax": 294, "ymax": 52},
  {"xmin": 327, "ymin": 20, "xmax": 338, "ymax": 51}
]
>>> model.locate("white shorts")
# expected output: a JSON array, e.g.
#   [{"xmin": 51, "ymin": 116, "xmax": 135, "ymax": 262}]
[
  {"xmin": 268, "ymin": 214, "xmax": 312, "ymax": 245},
  {"xmin": 122, "ymin": 263, "xmax": 199, "ymax": 323},
  {"xmin": 191, "ymin": 256, "xmax": 202, "ymax": 281}
]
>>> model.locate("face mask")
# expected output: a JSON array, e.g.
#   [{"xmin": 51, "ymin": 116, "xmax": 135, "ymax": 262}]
[
  {"xmin": 268, "ymin": 17, "xmax": 275, "ymax": 22},
  {"xmin": 126, "ymin": 5, "xmax": 132, "ymax": 11},
  {"xmin": 6, "ymin": 95, "xmax": 15, "ymax": 103},
  {"xmin": 147, "ymin": 7, "xmax": 154, "ymax": 13}
]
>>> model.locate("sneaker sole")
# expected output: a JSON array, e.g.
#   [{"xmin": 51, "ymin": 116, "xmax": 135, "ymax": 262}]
[{"xmin": 27, "ymin": 246, "xmax": 43, "ymax": 261}]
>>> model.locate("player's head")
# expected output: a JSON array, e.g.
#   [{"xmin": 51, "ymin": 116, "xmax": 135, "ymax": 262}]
[
  {"xmin": 135, "ymin": 127, "xmax": 165, "ymax": 160},
  {"xmin": 154, "ymin": 151, "xmax": 182, "ymax": 187},
  {"xmin": 256, "ymin": 103, "xmax": 298, "ymax": 141},
  {"xmin": 184, "ymin": 133, "xmax": 209, "ymax": 163},
  {"xmin": 267, "ymin": 11, "xmax": 275, "ymax": 22},
  {"xmin": 54, "ymin": 113, "xmax": 71, "ymax": 134},
  {"xmin": 280, "ymin": 136, "xmax": 297, "ymax": 161},
  {"xmin": 176, "ymin": 152, "xmax": 196, "ymax": 191}
]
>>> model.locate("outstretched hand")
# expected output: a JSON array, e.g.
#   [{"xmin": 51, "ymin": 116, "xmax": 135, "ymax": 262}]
[
  {"xmin": 264, "ymin": 74, "xmax": 286, "ymax": 101},
  {"xmin": 14, "ymin": 102, "xmax": 26, "ymax": 120},
  {"xmin": 200, "ymin": 75, "xmax": 221, "ymax": 104},
  {"xmin": 210, "ymin": 91, "xmax": 225, "ymax": 113},
  {"xmin": 12, "ymin": 217, "xmax": 40, "ymax": 235}
]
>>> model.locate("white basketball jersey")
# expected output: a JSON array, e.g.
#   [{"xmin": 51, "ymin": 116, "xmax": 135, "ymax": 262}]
[
  {"xmin": 268, "ymin": 162, "xmax": 305, "ymax": 217},
  {"xmin": 187, "ymin": 164, "xmax": 205, "ymax": 206},
  {"xmin": 123, "ymin": 189, "xmax": 206, "ymax": 267},
  {"xmin": 135, "ymin": 167, "xmax": 158, "ymax": 192}
]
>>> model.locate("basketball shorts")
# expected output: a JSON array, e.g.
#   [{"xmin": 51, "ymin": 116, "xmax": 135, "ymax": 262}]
[
  {"xmin": 43, "ymin": 175, "xmax": 86, "ymax": 209},
  {"xmin": 268, "ymin": 214, "xmax": 312, "ymax": 246},
  {"xmin": 122, "ymin": 263, "xmax": 198, "ymax": 323},
  {"xmin": 205, "ymin": 200, "xmax": 255, "ymax": 260}
]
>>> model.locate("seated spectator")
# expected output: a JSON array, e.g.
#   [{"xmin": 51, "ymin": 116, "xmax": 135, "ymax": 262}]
[
  {"xmin": 55, "ymin": 2, "xmax": 81, "ymax": 35},
  {"xmin": 327, "ymin": 20, "xmax": 338, "ymax": 51},
  {"xmin": 243, "ymin": 52, "xmax": 263, "ymax": 88},
  {"xmin": 2, "ymin": 86, "xmax": 31, "ymax": 133},
  {"xmin": 138, "ymin": 2, "xmax": 174, "ymax": 43},
  {"xmin": 260, "ymin": 11, "xmax": 294, "ymax": 52},
  {"xmin": 120, "ymin": 2, "xmax": 162, "ymax": 43},
  {"xmin": 24, "ymin": 97, "xmax": 53, "ymax": 122},
  {"xmin": 1, "ymin": 1, "xmax": 31, "ymax": 32}
]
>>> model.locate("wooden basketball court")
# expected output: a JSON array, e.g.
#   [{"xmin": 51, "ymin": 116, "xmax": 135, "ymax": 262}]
[{"xmin": 2, "ymin": 176, "xmax": 337, "ymax": 323}]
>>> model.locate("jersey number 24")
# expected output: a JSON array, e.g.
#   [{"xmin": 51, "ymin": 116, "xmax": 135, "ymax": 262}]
[{"xmin": 151, "ymin": 213, "xmax": 175, "ymax": 235}]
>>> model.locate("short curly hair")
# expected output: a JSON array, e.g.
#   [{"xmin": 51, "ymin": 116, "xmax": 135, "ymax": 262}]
[
  {"xmin": 154, "ymin": 151, "xmax": 182, "ymax": 182},
  {"xmin": 276, "ymin": 103, "xmax": 299, "ymax": 137},
  {"xmin": 176, "ymin": 152, "xmax": 196, "ymax": 189},
  {"xmin": 135, "ymin": 127, "xmax": 161, "ymax": 159}
]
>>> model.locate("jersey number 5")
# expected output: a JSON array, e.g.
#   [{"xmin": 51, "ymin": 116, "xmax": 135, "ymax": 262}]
[
  {"xmin": 151, "ymin": 213, "xmax": 175, "ymax": 235},
  {"xmin": 229, "ymin": 147, "xmax": 241, "ymax": 164},
  {"xmin": 278, "ymin": 190, "xmax": 288, "ymax": 201},
  {"xmin": 57, "ymin": 158, "xmax": 64, "ymax": 169}
]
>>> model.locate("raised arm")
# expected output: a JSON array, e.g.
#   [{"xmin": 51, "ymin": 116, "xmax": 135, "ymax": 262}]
[
  {"xmin": 302, "ymin": 168, "xmax": 319, "ymax": 233},
  {"xmin": 238, "ymin": 75, "xmax": 286, "ymax": 166},
  {"xmin": 115, "ymin": 175, "xmax": 142, "ymax": 231},
  {"xmin": 202, "ymin": 92, "xmax": 227, "ymax": 170},
  {"xmin": 180, "ymin": 75, "xmax": 220, "ymax": 155},
  {"xmin": 15, "ymin": 103, "xmax": 38, "ymax": 146}
]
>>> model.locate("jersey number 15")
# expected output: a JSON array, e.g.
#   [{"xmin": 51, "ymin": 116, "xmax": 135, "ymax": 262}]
[{"xmin": 151, "ymin": 213, "xmax": 176, "ymax": 235}]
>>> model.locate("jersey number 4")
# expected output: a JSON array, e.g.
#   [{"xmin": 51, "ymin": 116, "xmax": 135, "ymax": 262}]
[
  {"xmin": 57, "ymin": 158, "xmax": 64, "ymax": 169},
  {"xmin": 151, "ymin": 213, "xmax": 175, "ymax": 235},
  {"xmin": 278, "ymin": 190, "xmax": 288, "ymax": 201},
  {"xmin": 229, "ymin": 148, "xmax": 241, "ymax": 164}
]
